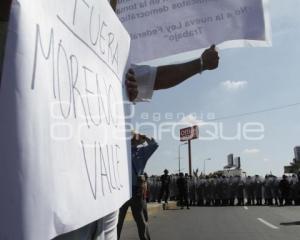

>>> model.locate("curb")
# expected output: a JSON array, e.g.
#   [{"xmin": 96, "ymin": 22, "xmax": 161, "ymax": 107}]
[{"xmin": 125, "ymin": 201, "xmax": 177, "ymax": 221}]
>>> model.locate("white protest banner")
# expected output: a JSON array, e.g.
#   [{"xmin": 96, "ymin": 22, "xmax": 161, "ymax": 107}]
[
  {"xmin": 0, "ymin": 0, "xmax": 131, "ymax": 239},
  {"xmin": 117, "ymin": 0, "xmax": 271, "ymax": 63}
]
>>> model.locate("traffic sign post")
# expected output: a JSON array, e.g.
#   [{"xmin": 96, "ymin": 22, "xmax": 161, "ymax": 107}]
[
  {"xmin": 188, "ymin": 140, "xmax": 192, "ymax": 176},
  {"xmin": 180, "ymin": 126, "xmax": 199, "ymax": 176}
]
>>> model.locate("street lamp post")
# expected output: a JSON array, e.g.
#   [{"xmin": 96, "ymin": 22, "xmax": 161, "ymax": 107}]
[
  {"xmin": 178, "ymin": 142, "xmax": 188, "ymax": 173},
  {"xmin": 203, "ymin": 158, "xmax": 211, "ymax": 175}
]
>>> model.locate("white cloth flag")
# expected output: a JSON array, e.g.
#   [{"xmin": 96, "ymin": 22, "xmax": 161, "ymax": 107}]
[
  {"xmin": 117, "ymin": 0, "xmax": 271, "ymax": 63},
  {"xmin": 0, "ymin": 0, "xmax": 131, "ymax": 239}
]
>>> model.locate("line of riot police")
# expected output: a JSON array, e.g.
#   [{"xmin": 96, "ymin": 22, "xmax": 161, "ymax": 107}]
[{"xmin": 145, "ymin": 172, "xmax": 300, "ymax": 207}]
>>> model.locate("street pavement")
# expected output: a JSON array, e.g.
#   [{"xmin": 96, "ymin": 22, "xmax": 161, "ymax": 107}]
[{"xmin": 120, "ymin": 205, "xmax": 300, "ymax": 240}]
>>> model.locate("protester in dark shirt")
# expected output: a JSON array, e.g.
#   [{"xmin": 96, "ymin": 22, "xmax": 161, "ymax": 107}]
[{"xmin": 117, "ymin": 133, "xmax": 158, "ymax": 240}]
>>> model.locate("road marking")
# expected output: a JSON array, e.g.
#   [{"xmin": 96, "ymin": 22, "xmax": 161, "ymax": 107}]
[
  {"xmin": 257, "ymin": 218, "xmax": 279, "ymax": 230},
  {"xmin": 244, "ymin": 206, "xmax": 249, "ymax": 210}
]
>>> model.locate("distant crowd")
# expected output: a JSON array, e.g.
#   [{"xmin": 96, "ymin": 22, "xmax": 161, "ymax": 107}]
[{"xmin": 144, "ymin": 171, "xmax": 300, "ymax": 207}]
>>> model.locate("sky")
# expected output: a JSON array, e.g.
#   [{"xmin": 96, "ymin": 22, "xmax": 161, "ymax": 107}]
[{"xmin": 132, "ymin": 0, "xmax": 300, "ymax": 177}]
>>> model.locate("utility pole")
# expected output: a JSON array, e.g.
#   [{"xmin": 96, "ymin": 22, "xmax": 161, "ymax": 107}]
[
  {"xmin": 180, "ymin": 126, "xmax": 199, "ymax": 176},
  {"xmin": 188, "ymin": 140, "xmax": 192, "ymax": 176}
]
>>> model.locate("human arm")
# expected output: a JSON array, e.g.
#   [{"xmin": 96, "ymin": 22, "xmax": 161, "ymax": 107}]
[
  {"xmin": 138, "ymin": 136, "xmax": 159, "ymax": 160},
  {"xmin": 125, "ymin": 45, "xmax": 219, "ymax": 101},
  {"xmin": 154, "ymin": 45, "xmax": 219, "ymax": 90},
  {"xmin": 133, "ymin": 136, "xmax": 158, "ymax": 174}
]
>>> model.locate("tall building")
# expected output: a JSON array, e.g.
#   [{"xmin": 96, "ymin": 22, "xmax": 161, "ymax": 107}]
[
  {"xmin": 294, "ymin": 146, "xmax": 300, "ymax": 162},
  {"xmin": 234, "ymin": 157, "xmax": 241, "ymax": 169},
  {"xmin": 283, "ymin": 146, "xmax": 300, "ymax": 174},
  {"xmin": 224, "ymin": 154, "xmax": 234, "ymax": 169},
  {"xmin": 228, "ymin": 154, "xmax": 233, "ymax": 166},
  {"xmin": 221, "ymin": 154, "xmax": 243, "ymax": 176}
]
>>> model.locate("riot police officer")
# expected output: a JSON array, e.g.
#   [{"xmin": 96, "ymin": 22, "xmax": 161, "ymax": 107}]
[{"xmin": 177, "ymin": 173, "xmax": 190, "ymax": 209}]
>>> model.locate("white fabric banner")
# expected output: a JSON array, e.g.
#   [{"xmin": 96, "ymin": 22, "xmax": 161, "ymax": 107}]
[
  {"xmin": 0, "ymin": 0, "xmax": 131, "ymax": 239},
  {"xmin": 117, "ymin": 0, "xmax": 272, "ymax": 63}
]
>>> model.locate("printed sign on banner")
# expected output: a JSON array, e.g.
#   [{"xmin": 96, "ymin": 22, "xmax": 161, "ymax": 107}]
[
  {"xmin": 0, "ymin": 0, "xmax": 131, "ymax": 239},
  {"xmin": 117, "ymin": 0, "xmax": 271, "ymax": 63}
]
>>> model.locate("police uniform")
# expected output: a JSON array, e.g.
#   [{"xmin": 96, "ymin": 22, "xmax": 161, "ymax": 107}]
[
  {"xmin": 254, "ymin": 176, "xmax": 263, "ymax": 205},
  {"xmin": 177, "ymin": 174, "xmax": 190, "ymax": 209},
  {"xmin": 158, "ymin": 171, "xmax": 171, "ymax": 204}
]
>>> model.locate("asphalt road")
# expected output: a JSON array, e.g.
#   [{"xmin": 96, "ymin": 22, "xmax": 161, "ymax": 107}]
[{"xmin": 120, "ymin": 205, "xmax": 300, "ymax": 240}]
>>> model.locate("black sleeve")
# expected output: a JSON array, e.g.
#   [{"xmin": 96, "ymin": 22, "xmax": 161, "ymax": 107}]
[{"xmin": 0, "ymin": 0, "xmax": 13, "ymax": 21}]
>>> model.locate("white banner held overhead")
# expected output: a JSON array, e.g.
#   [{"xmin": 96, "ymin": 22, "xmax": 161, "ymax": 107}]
[
  {"xmin": 117, "ymin": 0, "xmax": 271, "ymax": 63},
  {"xmin": 0, "ymin": 0, "xmax": 131, "ymax": 239}
]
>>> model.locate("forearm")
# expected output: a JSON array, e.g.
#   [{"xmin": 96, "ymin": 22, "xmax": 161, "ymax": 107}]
[
  {"xmin": 145, "ymin": 137, "xmax": 154, "ymax": 145},
  {"xmin": 154, "ymin": 58, "xmax": 201, "ymax": 90}
]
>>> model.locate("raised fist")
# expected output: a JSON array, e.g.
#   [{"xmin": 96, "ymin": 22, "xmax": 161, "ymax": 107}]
[{"xmin": 201, "ymin": 45, "xmax": 220, "ymax": 70}]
